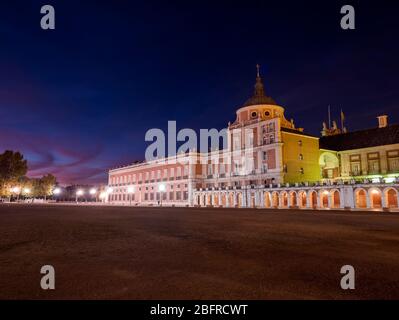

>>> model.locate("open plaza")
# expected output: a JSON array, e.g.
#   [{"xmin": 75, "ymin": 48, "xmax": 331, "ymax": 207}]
[{"xmin": 0, "ymin": 203, "xmax": 398, "ymax": 300}]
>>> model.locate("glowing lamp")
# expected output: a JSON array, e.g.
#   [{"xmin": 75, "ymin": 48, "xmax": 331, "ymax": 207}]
[{"xmin": 127, "ymin": 186, "xmax": 135, "ymax": 193}]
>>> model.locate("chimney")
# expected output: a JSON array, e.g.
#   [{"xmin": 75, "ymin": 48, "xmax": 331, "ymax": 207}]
[{"xmin": 377, "ymin": 115, "xmax": 388, "ymax": 128}]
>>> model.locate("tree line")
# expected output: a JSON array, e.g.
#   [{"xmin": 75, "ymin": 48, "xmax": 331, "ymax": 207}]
[{"xmin": 0, "ymin": 150, "xmax": 57, "ymax": 199}]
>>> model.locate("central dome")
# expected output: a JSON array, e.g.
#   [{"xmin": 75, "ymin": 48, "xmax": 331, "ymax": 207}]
[{"xmin": 243, "ymin": 65, "xmax": 278, "ymax": 107}]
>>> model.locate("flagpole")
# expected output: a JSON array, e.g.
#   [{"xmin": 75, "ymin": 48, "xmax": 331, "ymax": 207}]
[
  {"xmin": 340, "ymin": 108, "xmax": 344, "ymax": 131},
  {"xmin": 328, "ymin": 105, "xmax": 331, "ymax": 129}
]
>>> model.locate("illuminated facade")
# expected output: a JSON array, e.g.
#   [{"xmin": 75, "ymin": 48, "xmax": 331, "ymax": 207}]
[{"xmin": 107, "ymin": 67, "xmax": 399, "ymax": 210}]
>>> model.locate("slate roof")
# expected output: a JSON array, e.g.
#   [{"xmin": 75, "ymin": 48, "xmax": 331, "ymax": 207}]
[{"xmin": 319, "ymin": 124, "xmax": 399, "ymax": 151}]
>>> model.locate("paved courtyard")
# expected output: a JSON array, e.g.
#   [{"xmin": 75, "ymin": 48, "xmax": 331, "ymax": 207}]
[{"xmin": 0, "ymin": 204, "xmax": 398, "ymax": 299}]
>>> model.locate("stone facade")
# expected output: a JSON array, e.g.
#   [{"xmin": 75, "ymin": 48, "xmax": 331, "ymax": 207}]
[{"xmin": 107, "ymin": 67, "xmax": 399, "ymax": 210}]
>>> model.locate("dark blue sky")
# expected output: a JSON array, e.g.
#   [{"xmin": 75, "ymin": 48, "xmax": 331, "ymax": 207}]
[{"xmin": 1, "ymin": 0, "xmax": 398, "ymax": 184}]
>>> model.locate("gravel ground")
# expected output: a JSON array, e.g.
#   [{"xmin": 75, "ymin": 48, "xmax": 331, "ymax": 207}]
[{"xmin": 0, "ymin": 204, "xmax": 398, "ymax": 300}]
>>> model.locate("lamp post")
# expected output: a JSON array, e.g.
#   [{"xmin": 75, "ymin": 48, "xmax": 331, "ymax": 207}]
[
  {"xmin": 53, "ymin": 187, "xmax": 61, "ymax": 202},
  {"xmin": 76, "ymin": 189, "xmax": 84, "ymax": 203},
  {"xmin": 11, "ymin": 186, "xmax": 21, "ymax": 201},
  {"xmin": 89, "ymin": 188, "xmax": 97, "ymax": 202},
  {"xmin": 127, "ymin": 186, "xmax": 135, "ymax": 206},
  {"xmin": 106, "ymin": 187, "xmax": 113, "ymax": 203},
  {"xmin": 23, "ymin": 188, "xmax": 31, "ymax": 201},
  {"xmin": 158, "ymin": 183, "xmax": 166, "ymax": 206}
]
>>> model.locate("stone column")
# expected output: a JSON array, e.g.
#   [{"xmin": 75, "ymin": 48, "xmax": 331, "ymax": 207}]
[
  {"xmin": 279, "ymin": 193, "xmax": 284, "ymax": 208},
  {"xmin": 339, "ymin": 189, "xmax": 345, "ymax": 209},
  {"xmin": 306, "ymin": 191, "xmax": 312, "ymax": 208},
  {"xmin": 316, "ymin": 192, "xmax": 321, "ymax": 208},
  {"xmin": 233, "ymin": 192, "xmax": 237, "ymax": 207},
  {"xmin": 366, "ymin": 192, "xmax": 371, "ymax": 209},
  {"xmin": 381, "ymin": 191, "xmax": 387, "ymax": 209},
  {"xmin": 341, "ymin": 186, "xmax": 355, "ymax": 209},
  {"xmin": 296, "ymin": 193, "xmax": 301, "ymax": 208},
  {"xmin": 328, "ymin": 193, "xmax": 333, "ymax": 209},
  {"xmin": 242, "ymin": 191, "xmax": 247, "ymax": 208},
  {"xmin": 260, "ymin": 191, "xmax": 265, "ymax": 207},
  {"xmin": 254, "ymin": 191, "xmax": 259, "ymax": 207}
]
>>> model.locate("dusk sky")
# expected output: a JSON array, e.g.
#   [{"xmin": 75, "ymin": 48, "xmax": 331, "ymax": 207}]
[{"xmin": 1, "ymin": 1, "xmax": 398, "ymax": 184}]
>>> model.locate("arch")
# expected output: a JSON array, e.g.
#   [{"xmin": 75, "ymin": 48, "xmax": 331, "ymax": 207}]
[
  {"xmin": 298, "ymin": 191, "xmax": 307, "ymax": 208},
  {"xmin": 272, "ymin": 192, "xmax": 279, "ymax": 208},
  {"xmin": 309, "ymin": 190, "xmax": 318, "ymax": 208},
  {"xmin": 250, "ymin": 193, "xmax": 256, "ymax": 208},
  {"xmin": 384, "ymin": 188, "xmax": 398, "ymax": 208},
  {"xmin": 280, "ymin": 191, "xmax": 288, "ymax": 208},
  {"xmin": 221, "ymin": 193, "xmax": 227, "ymax": 207},
  {"xmin": 229, "ymin": 192, "xmax": 235, "ymax": 207},
  {"xmin": 369, "ymin": 188, "xmax": 382, "ymax": 209},
  {"xmin": 289, "ymin": 191, "xmax": 297, "ymax": 207},
  {"xmin": 319, "ymin": 152, "xmax": 340, "ymax": 179},
  {"xmin": 237, "ymin": 193, "xmax": 243, "ymax": 208},
  {"xmin": 206, "ymin": 194, "xmax": 212, "ymax": 206},
  {"xmin": 214, "ymin": 194, "xmax": 219, "ymax": 207},
  {"xmin": 264, "ymin": 192, "xmax": 272, "ymax": 208},
  {"xmin": 320, "ymin": 190, "xmax": 329, "ymax": 208},
  {"xmin": 331, "ymin": 190, "xmax": 341, "ymax": 208},
  {"xmin": 355, "ymin": 188, "xmax": 368, "ymax": 209}
]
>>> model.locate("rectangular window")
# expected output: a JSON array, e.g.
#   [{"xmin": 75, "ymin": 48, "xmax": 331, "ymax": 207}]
[
  {"xmin": 350, "ymin": 154, "xmax": 362, "ymax": 176},
  {"xmin": 367, "ymin": 152, "xmax": 380, "ymax": 174},
  {"xmin": 387, "ymin": 150, "xmax": 399, "ymax": 172}
]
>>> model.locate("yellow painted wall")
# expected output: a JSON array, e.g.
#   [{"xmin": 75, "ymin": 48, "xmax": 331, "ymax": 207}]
[{"xmin": 281, "ymin": 132, "xmax": 321, "ymax": 183}]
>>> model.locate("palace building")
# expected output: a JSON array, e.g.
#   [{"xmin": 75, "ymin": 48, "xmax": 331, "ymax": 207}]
[{"xmin": 107, "ymin": 67, "xmax": 399, "ymax": 210}]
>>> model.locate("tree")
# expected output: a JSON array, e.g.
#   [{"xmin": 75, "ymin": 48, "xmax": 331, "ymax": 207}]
[
  {"xmin": 33, "ymin": 174, "xmax": 57, "ymax": 199},
  {"xmin": 0, "ymin": 150, "xmax": 28, "ymax": 181},
  {"xmin": 0, "ymin": 150, "xmax": 28, "ymax": 197}
]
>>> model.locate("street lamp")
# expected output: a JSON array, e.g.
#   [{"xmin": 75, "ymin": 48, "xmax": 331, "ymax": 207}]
[
  {"xmin": 11, "ymin": 186, "xmax": 21, "ymax": 201},
  {"xmin": 127, "ymin": 186, "xmax": 135, "ymax": 206},
  {"xmin": 158, "ymin": 183, "xmax": 166, "ymax": 206},
  {"xmin": 89, "ymin": 188, "xmax": 97, "ymax": 202},
  {"xmin": 76, "ymin": 189, "xmax": 84, "ymax": 203},
  {"xmin": 23, "ymin": 188, "xmax": 31, "ymax": 199},
  {"xmin": 53, "ymin": 187, "xmax": 61, "ymax": 195}
]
